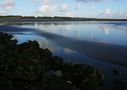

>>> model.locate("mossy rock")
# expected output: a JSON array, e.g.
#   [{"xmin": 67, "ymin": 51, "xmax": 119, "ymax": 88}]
[
  {"xmin": 0, "ymin": 32, "xmax": 103, "ymax": 90},
  {"xmin": 42, "ymin": 75, "xmax": 73, "ymax": 90},
  {"xmin": 62, "ymin": 64, "xmax": 103, "ymax": 89}
]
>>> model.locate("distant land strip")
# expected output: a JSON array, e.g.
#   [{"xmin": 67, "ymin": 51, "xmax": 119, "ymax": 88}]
[{"xmin": 1, "ymin": 15, "xmax": 127, "ymax": 22}]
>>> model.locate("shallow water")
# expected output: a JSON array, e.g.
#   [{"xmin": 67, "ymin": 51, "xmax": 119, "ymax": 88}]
[{"xmin": 0, "ymin": 21, "xmax": 127, "ymax": 90}]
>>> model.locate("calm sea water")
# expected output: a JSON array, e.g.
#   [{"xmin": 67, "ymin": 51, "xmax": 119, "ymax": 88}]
[{"xmin": 0, "ymin": 21, "xmax": 127, "ymax": 90}]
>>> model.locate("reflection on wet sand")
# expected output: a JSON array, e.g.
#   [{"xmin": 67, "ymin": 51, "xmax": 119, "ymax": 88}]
[
  {"xmin": 36, "ymin": 30, "xmax": 127, "ymax": 66},
  {"xmin": 100, "ymin": 25, "xmax": 111, "ymax": 35}
]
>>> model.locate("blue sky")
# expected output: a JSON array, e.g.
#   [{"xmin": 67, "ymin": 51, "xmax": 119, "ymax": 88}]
[{"xmin": 0, "ymin": 0, "xmax": 127, "ymax": 18}]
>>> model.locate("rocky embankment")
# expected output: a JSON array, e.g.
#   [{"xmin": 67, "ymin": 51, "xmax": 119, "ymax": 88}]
[{"xmin": 0, "ymin": 32, "xmax": 103, "ymax": 90}]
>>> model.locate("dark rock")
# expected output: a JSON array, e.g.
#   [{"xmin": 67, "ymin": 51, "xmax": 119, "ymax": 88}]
[
  {"xmin": 0, "ymin": 32, "xmax": 103, "ymax": 90},
  {"xmin": 113, "ymin": 69, "xmax": 121, "ymax": 75},
  {"xmin": 80, "ymin": 80, "xmax": 100, "ymax": 90},
  {"xmin": 42, "ymin": 75, "xmax": 73, "ymax": 90},
  {"xmin": 62, "ymin": 64, "xmax": 103, "ymax": 89},
  {"xmin": 112, "ymin": 80, "xmax": 127, "ymax": 90}
]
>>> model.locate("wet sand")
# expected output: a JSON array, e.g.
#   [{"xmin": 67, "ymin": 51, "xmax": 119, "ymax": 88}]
[
  {"xmin": 0, "ymin": 25, "xmax": 127, "ymax": 67},
  {"xmin": 37, "ymin": 31, "xmax": 127, "ymax": 66}
]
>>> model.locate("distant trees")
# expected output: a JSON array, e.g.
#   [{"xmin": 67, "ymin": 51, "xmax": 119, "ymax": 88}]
[{"xmin": 0, "ymin": 15, "xmax": 127, "ymax": 21}]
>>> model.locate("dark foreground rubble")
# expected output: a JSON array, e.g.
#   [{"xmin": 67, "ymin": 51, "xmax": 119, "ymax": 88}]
[{"xmin": 0, "ymin": 32, "xmax": 103, "ymax": 90}]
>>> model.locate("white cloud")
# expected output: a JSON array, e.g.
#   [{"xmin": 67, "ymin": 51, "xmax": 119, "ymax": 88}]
[
  {"xmin": 43, "ymin": 0, "xmax": 49, "ymax": 4},
  {"xmin": 60, "ymin": 4, "xmax": 69, "ymax": 12},
  {"xmin": 75, "ymin": 3, "xmax": 80, "ymax": 10},
  {"xmin": 38, "ymin": 4, "xmax": 57, "ymax": 15},
  {"xmin": 32, "ymin": 0, "xmax": 49, "ymax": 4},
  {"xmin": 0, "ymin": 11, "xmax": 6, "ymax": 15},
  {"xmin": 96, "ymin": 7, "xmax": 127, "ymax": 19},
  {"xmin": 104, "ymin": 8, "xmax": 112, "ymax": 15},
  {"xmin": 37, "ymin": 4, "xmax": 70, "ymax": 16},
  {"xmin": 101, "ymin": 8, "xmax": 112, "ymax": 17},
  {"xmin": 120, "ymin": 11, "xmax": 127, "ymax": 18},
  {"xmin": 77, "ymin": 0, "xmax": 104, "ymax": 3},
  {"xmin": 66, "ymin": 12, "xmax": 76, "ymax": 17},
  {"xmin": 113, "ymin": 11, "xmax": 127, "ymax": 19},
  {"xmin": 3, "ymin": 0, "xmax": 15, "ymax": 10},
  {"xmin": 0, "ymin": 0, "xmax": 15, "ymax": 15},
  {"xmin": 2, "ymin": 0, "xmax": 15, "ymax": 9}
]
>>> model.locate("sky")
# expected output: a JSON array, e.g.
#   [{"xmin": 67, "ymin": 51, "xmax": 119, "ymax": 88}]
[{"xmin": 0, "ymin": 0, "xmax": 127, "ymax": 18}]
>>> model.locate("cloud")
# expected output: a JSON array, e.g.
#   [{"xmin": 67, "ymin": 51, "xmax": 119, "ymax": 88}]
[
  {"xmin": 37, "ymin": 4, "xmax": 57, "ymax": 15},
  {"xmin": 101, "ymin": 8, "xmax": 112, "ymax": 16},
  {"xmin": 99, "ymin": 8, "xmax": 127, "ymax": 19},
  {"xmin": 3, "ymin": 0, "xmax": 15, "ymax": 10},
  {"xmin": 32, "ymin": 0, "xmax": 49, "ymax": 4},
  {"xmin": 112, "ymin": 11, "xmax": 127, "ymax": 19},
  {"xmin": 37, "ymin": 2, "xmax": 76, "ymax": 17},
  {"xmin": 97, "ymin": 7, "xmax": 127, "ymax": 19},
  {"xmin": 0, "ymin": 0, "xmax": 15, "ymax": 15},
  {"xmin": 0, "ymin": 11, "xmax": 6, "ymax": 15},
  {"xmin": 1, "ymin": 0, "xmax": 14, "ymax": 10},
  {"xmin": 60, "ymin": 4, "xmax": 69, "ymax": 12},
  {"xmin": 66, "ymin": 12, "xmax": 76, "ymax": 17},
  {"xmin": 119, "ymin": 11, "xmax": 127, "ymax": 18},
  {"xmin": 43, "ymin": 0, "xmax": 49, "ymax": 4},
  {"xmin": 77, "ymin": 0, "xmax": 104, "ymax": 3},
  {"xmin": 75, "ymin": 3, "xmax": 81, "ymax": 10}
]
